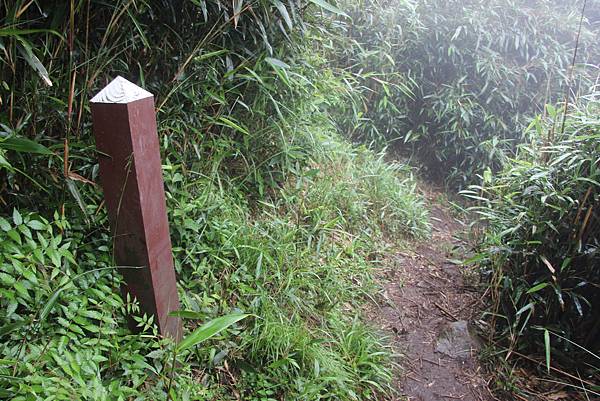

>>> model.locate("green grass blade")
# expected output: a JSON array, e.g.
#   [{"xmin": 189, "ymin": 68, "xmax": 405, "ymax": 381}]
[{"xmin": 177, "ymin": 314, "xmax": 250, "ymax": 352}]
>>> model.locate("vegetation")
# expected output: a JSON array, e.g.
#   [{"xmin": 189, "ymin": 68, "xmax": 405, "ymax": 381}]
[
  {"xmin": 2, "ymin": 0, "xmax": 600, "ymax": 399},
  {"xmin": 465, "ymin": 95, "xmax": 600, "ymax": 397},
  {"xmin": 334, "ymin": 0, "xmax": 599, "ymax": 185},
  {"xmin": 0, "ymin": 1, "xmax": 427, "ymax": 399},
  {"xmin": 329, "ymin": 0, "xmax": 600, "ymax": 396}
]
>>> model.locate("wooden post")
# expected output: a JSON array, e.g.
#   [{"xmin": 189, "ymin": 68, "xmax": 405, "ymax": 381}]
[{"xmin": 90, "ymin": 76, "xmax": 181, "ymax": 340}]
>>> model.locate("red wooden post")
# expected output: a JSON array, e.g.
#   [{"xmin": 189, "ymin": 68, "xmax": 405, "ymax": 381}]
[{"xmin": 90, "ymin": 76, "xmax": 182, "ymax": 340}]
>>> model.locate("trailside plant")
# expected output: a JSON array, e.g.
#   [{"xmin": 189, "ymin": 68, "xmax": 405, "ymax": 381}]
[
  {"xmin": 324, "ymin": 0, "xmax": 421, "ymax": 148},
  {"xmin": 464, "ymin": 93, "xmax": 600, "ymax": 397},
  {"xmin": 1, "ymin": 1, "xmax": 429, "ymax": 399},
  {"xmin": 333, "ymin": 0, "xmax": 599, "ymax": 186}
]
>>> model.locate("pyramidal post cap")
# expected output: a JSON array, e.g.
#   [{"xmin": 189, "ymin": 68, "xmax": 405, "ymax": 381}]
[{"xmin": 91, "ymin": 76, "xmax": 153, "ymax": 104}]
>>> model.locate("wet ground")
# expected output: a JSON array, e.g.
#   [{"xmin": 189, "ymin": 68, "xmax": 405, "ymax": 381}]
[{"xmin": 371, "ymin": 191, "xmax": 493, "ymax": 401}]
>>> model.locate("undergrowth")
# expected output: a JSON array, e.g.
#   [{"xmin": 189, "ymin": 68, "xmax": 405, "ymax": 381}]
[
  {"xmin": 465, "ymin": 94, "xmax": 600, "ymax": 398},
  {"xmin": 0, "ymin": 1, "xmax": 428, "ymax": 399}
]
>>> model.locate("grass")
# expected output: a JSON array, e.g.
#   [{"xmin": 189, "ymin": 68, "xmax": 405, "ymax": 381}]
[
  {"xmin": 0, "ymin": 123, "xmax": 428, "ymax": 399},
  {"xmin": 164, "ymin": 126, "xmax": 428, "ymax": 399}
]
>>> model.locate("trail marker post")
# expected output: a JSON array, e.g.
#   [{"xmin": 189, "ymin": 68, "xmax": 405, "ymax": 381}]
[{"xmin": 90, "ymin": 76, "xmax": 182, "ymax": 340}]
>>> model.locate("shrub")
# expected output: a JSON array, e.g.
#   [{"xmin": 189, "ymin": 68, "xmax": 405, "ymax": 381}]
[{"xmin": 464, "ymin": 93, "xmax": 600, "ymax": 383}]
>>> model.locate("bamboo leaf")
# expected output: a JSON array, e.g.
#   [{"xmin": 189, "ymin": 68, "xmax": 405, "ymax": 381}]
[
  {"xmin": 16, "ymin": 40, "xmax": 52, "ymax": 87},
  {"xmin": 217, "ymin": 117, "xmax": 250, "ymax": 135},
  {"xmin": 544, "ymin": 329, "xmax": 551, "ymax": 374},
  {"xmin": 66, "ymin": 179, "xmax": 88, "ymax": 216},
  {"xmin": 0, "ymin": 28, "xmax": 62, "ymax": 38},
  {"xmin": 195, "ymin": 49, "xmax": 228, "ymax": 62},
  {"xmin": 177, "ymin": 313, "xmax": 250, "ymax": 352},
  {"xmin": 265, "ymin": 57, "xmax": 290, "ymax": 70},
  {"xmin": 40, "ymin": 288, "xmax": 65, "ymax": 321},
  {"xmin": 526, "ymin": 282, "xmax": 549, "ymax": 294},
  {"xmin": 0, "ymin": 137, "xmax": 53, "ymax": 155},
  {"xmin": 273, "ymin": 0, "xmax": 293, "ymax": 30},
  {"xmin": 307, "ymin": 0, "xmax": 348, "ymax": 17},
  {"xmin": 169, "ymin": 310, "xmax": 204, "ymax": 319}
]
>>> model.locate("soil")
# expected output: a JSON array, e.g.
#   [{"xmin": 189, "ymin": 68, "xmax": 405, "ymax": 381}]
[{"xmin": 371, "ymin": 188, "xmax": 494, "ymax": 401}]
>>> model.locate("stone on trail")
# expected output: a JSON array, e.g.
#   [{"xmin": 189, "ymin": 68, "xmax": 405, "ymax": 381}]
[{"xmin": 435, "ymin": 320, "xmax": 480, "ymax": 361}]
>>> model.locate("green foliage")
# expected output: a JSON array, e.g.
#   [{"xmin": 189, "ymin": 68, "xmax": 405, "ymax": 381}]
[
  {"xmin": 163, "ymin": 126, "xmax": 426, "ymax": 399},
  {"xmin": 464, "ymin": 93, "xmax": 600, "ymax": 394},
  {"xmin": 0, "ymin": 0, "xmax": 427, "ymax": 399},
  {"xmin": 284, "ymin": 142, "xmax": 428, "ymax": 237},
  {"xmin": 333, "ymin": 0, "xmax": 599, "ymax": 186},
  {"xmin": 325, "ymin": 0, "xmax": 421, "ymax": 148},
  {"xmin": 0, "ymin": 209, "xmax": 158, "ymax": 400},
  {"xmin": 176, "ymin": 314, "xmax": 251, "ymax": 352}
]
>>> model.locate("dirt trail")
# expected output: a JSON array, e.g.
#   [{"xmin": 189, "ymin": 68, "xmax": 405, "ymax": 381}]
[{"xmin": 373, "ymin": 189, "xmax": 493, "ymax": 401}]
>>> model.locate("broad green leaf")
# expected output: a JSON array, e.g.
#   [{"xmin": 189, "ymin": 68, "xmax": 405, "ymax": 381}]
[
  {"xmin": 49, "ymin": 249, "xmax": 62, "ymax": 268},
  {"xmin": 177, "ymin": 313, "xmax": 249, "ymax": 351},
  {"xmin": 1, "ymin": 137, "xmax": 52, "ymax": 155},
  {"xmin": 0, "ymin": 217, "xmax": 10, "ymax": 231},
  {"xmin": 7, "ymin": 230, "xmax": 20, "ymax": 245},
  {"xmin": 14, "ymin": 282, "xmax": 29, "ymax": 300},
  {"xmin": 26, "ymin": 220, "xmax": 46, "ymax": 230},
  {"xmin": 12, "ymin": 209, "xmax": 22, "ymax": 226}
]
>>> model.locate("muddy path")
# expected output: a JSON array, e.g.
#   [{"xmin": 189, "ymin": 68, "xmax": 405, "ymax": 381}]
[{"xmin": 372, "ymin": 189, "xmax": 494, "ymax": 401}]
